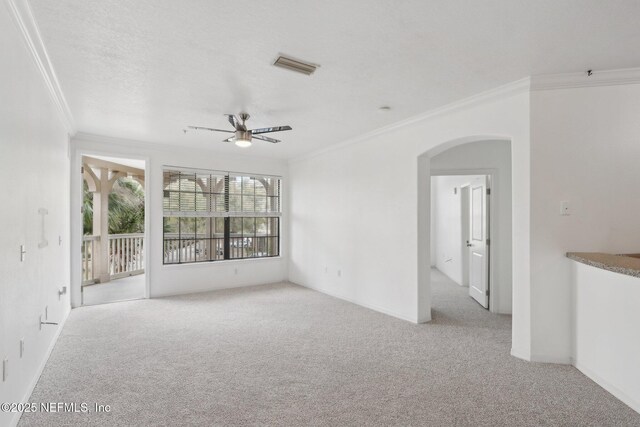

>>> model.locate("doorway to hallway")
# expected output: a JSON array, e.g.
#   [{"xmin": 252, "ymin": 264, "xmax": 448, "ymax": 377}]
[{"xmin": 431, "ymin": 174, "xmax": 490, "ymax": 309}]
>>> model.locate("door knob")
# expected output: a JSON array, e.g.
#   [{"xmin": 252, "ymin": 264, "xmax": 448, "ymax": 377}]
[{"xmin": 466, "ymin": 241, "xmax": 472, "ymax": 247}]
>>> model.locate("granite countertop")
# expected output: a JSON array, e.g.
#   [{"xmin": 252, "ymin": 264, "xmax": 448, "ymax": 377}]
[{"xmin": 566, "ymin": 252, "xmax": 640, "ymax": 278}]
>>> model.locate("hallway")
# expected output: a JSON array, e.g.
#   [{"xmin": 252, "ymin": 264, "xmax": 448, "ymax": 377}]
[{"xmin": 430, "ymin": 267, "xmax": 509, "ymax": 328}]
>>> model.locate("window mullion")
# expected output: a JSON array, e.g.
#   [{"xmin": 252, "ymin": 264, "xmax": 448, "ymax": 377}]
[{"xmin": 224, "ymin": 175, "xmax": 230, "ymax": 260}]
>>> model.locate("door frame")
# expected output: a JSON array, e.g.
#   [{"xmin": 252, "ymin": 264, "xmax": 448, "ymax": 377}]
[
  {"xmin": 460, "ymin": 183, "xmax": 471, "ymax": 288},
  {"xmin": 70, "ymin": 147, "xmax": 151, "ymax": 308},
  {"xmin": 431, "ymin": 168, "xmax": 497, "ymax": 312}
]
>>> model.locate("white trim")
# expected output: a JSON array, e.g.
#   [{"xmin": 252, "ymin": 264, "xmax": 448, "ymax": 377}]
[
  {"xmin": 531, "ymin": 67, "xmax": 640, "ymax": 91},
  {"xmin": 529, "ymin": 353, "xmax": 573, "ymax": 365},
  {"xmin": 10, "ymin": 310, "xmax": 70, "ymax": 427},
  {"xmin": 292, "ymin": 281, "xmax": 418, "ymax": 324},
  {"xmin": 575, "ymin": 362, "xmax": 640, "ymax": 414},
  {"xmin": 290, "ymin": 78, "xmax": 530, "ymax": 164},
  {"xmin": 430, "ymin": 168, "xmax": 497, "ymax": 176},
  {"xmin": 163, "ymin": 165, "xmax": 282, "ymax": 179},
  {"xmin": 151, "ymin": 279, "xmax": 284, "ymax": 299},
  {"xmin": 163, "ymin": 211, "xmax": 282, "ymax": 218},
  {"xmin": 5, "ymin": 0, "xmax": 75, "ymax": 134},
  {"xmin": 71, "ymin": 147, "xmax": 151, "ymax": 307},
  {"xmin": 510, "ymin": 347, "xmax": 531, "ymax": 361},
  {"xmin": 511, "ymin": 348, "xmax": 572, "ymax": 365}
]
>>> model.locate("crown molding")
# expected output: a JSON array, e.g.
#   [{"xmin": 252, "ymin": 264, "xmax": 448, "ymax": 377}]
[
  {"xmin": 290, "ymin": 77, "xmax": 530, "ymax": 164},
  {"xmin": 6, "ymin": 0, "xmax": 75, "ymax": 135},
  {"xmin": 531, "ymin": 68, "xmax": 640, "ymax": 91}
]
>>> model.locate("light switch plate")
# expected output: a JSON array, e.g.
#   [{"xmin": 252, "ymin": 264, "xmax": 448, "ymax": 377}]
[{"xmin": 560, "ymin": 201, "xmax": 571, "ymax": 216}]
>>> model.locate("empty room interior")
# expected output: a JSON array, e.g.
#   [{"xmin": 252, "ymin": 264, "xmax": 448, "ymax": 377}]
[{"xmin": 2, "ymin": 0, "xmax": 640, "ymax": 425}]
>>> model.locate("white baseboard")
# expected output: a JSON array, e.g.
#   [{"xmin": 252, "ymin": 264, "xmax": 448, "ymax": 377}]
[
  {"xmin": 292, "ymin": 281, "xmax": 418, "ymax": 323},
  {"xmin": 511, "ymin": 347, "xmax": 572, "ymax": 364},
  {"xmin": 151, "ymin": 279, "xmax": 286, "ymax": 299},
  {"xmin": 10, "ymin": 308, "xmax": 70, "ymax": 427},
  {"xmin": 574, "ymin": 362, "xmax": 640, "ymax": 414},
  {"xmin": 529, "ymin": 353, "xmax": 573, "ymax": 365},
  {"xmin": 416, "ymin": 313, "xmax": 432, "ymax": 323},
  {"xmin": 510, "ymin": 347, "xmax": 573, "ymax": 364},
  {"xmin": 510, "ymin": 347, "xmax": 530, "ymax": 361}
]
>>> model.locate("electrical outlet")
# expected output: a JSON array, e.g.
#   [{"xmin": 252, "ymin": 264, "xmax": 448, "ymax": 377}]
[
  {"xmin": 324, "ymin": 266, "xmax": 328, "ymax": 273},
  {"xmin": 20, "ymin": 339, "xmax": 24, "ymax": 358},
  {"xmin": 560, "ymin": 200, "xmax": 571, "ymax": 216},
  {"xmin": 20, "ymin": 244, "xmax": 26, "ymax": 262},
  {"xmin": 2, "ymin": 358, "xmax": 8, "ymax": 381},
  {"xmin": 337, "ymin": 269, "xmax": 342, "ymax": 278},
  {"xmin": 45, "ymin": 306, "xmax": 48, "ymax": 320},
  {"xmin": 234, "ymin": 268, "xmax": 238, "ymax": 275}
]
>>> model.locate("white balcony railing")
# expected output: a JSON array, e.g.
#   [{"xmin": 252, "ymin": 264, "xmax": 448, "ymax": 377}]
[
  {"xmin": 82, "ymin": 233, "xmax": 145, "ymax": 285},
  {"xmin": 82, "ymin": 235, "xmax": 99, "ymax": 284},
  {"xmin": 109, "ymin": 233, "xmax": 145, "ymax": 279}
]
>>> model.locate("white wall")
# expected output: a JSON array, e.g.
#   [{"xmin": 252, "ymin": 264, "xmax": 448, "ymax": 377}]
[
  {"xmin": 530, "ymin": 83, "xmax": 640, "ymax": 362},
  {"xmin": 289, "ymin": 81, "xmax": 531, "ymax": 354},
  {"xmin": 572, "ymin": 261, "xmax": 640, "ymax": 413},
  {"xmin": 0, "ymin": 4, "xmax": 71, "ymax": 426},
  {"xmin": 290, "ymin": 79, "xmax": 640, "ymax": 364},
  {"xmin": 430, "ymin": 140, "xmax": 513, "ymax": 314},
  {"xmin": 70, "ymin": 134, "xmax": 289, "ymax": 306},
  {"xmin": 431, "ymin": 175, "xmax": 483, "ymax": 286}
]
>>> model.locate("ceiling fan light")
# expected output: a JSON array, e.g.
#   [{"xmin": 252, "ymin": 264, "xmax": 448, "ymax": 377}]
[{"xmin": 235, "ymin": 138, "xmax": 252, "ymax": 148}]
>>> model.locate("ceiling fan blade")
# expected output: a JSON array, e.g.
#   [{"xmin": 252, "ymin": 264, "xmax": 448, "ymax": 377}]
[
  {"xmin": 252, "ymin": 134, "xmax": 280, "ymax": 144},
  {"xmin": 250, "ymin": 125, "xmax": 292, "ymax": 135},
  {"xmin": 225, "ymin": 114, "xmax": 246, "ymax": 131},
  {"xmin": 188, "ymin": 126, "xmax": 234, "ymax": 133}
]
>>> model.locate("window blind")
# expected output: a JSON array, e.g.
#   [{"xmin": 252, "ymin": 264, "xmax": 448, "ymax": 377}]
[{"xmin": 162, "ymin": 168, "xmax": 281, "ymax": 264}]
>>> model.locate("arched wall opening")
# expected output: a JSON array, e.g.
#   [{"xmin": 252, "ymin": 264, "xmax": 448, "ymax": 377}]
[{"xmin": 417, "ymin": 136, "xmax": 513, "ymax": 336}]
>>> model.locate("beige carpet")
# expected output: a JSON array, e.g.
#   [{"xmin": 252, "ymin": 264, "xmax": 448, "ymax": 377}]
[{"xmin": 20, "ymin": 270, "xmax": 640, "ymax": 426}]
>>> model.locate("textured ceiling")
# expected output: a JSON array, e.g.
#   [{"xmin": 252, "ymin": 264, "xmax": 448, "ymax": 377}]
[{"xmin": 29, "ymin": 0, "xmax": 640, "ymax": 159}]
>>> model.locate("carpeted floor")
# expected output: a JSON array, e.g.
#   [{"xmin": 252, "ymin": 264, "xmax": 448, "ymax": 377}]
[{"xmin": 20, "ymin": 270, "xmax": 640, "ymax": 426}]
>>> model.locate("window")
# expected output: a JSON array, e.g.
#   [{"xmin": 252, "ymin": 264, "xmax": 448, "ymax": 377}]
[{"xmin": 163, "ymin": 168, "xmax": 280, "ymax": 264}]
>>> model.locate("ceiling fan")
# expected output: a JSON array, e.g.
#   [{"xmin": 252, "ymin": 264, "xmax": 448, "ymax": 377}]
[{"xmin": 188, "ymin": 112, "xmax": 292, "ymax": 148}]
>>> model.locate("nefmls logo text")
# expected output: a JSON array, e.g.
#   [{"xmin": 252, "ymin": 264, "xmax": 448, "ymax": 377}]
[{"xmin": 41, "ymin": 402, "xmax": 89, "ymax": 413}]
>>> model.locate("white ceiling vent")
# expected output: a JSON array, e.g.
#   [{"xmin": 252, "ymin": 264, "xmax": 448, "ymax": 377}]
[{"xmin": 273, "ymin": 55, "xmax": 317, "ymax": 75}]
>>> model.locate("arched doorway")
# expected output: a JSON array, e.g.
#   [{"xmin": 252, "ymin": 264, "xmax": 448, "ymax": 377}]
[{"xmin": 417, "ymin": 136, "xmax": 513, "ymax": 327}]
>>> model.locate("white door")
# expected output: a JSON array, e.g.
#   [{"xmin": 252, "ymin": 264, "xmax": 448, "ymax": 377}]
[{"xmin": 467, "ymin": 177, "xmax": 489, "ymax": 308}]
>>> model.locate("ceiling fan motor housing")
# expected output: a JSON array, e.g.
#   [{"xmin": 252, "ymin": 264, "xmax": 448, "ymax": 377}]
[{"xmin": 236, "ymin": 130, "xmax": 252, "ymax": 141}]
